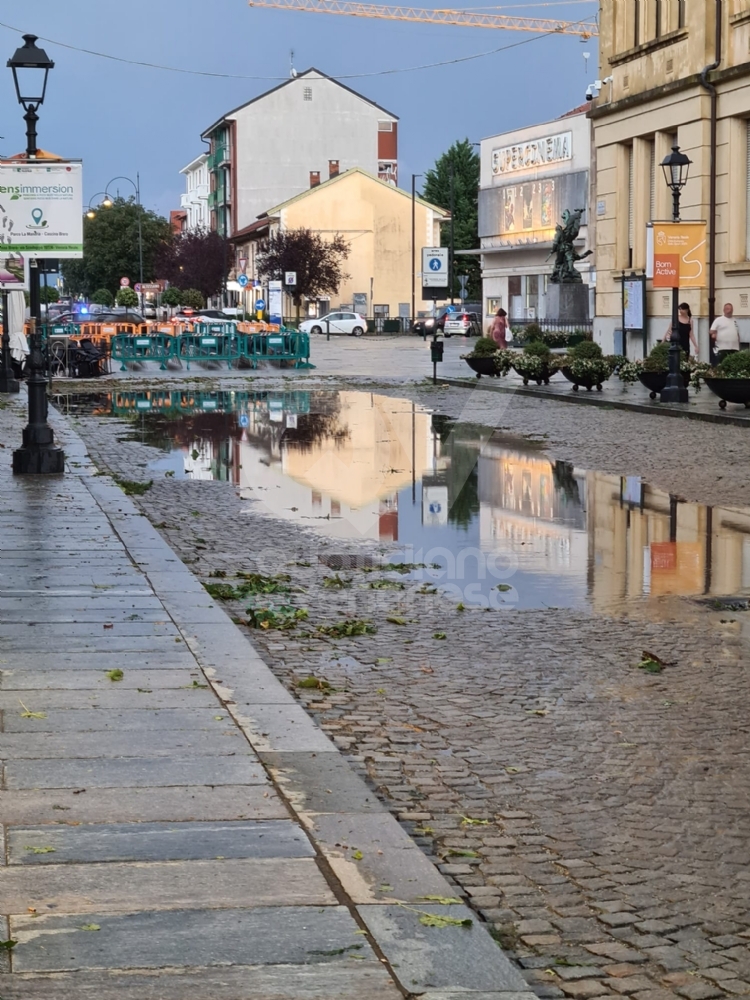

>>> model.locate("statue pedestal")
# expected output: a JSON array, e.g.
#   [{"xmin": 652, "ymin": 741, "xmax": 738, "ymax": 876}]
[{"xmin": 547, "ymin": 283, "xmax": 590, "ymax": 325}]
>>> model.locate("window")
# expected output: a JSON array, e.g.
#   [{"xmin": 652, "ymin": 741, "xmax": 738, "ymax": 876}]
[
  {"xmin": 649, "ymin": 139, "xmax": 656, "ymax": 222},
  {"xmin": 378, "ymin": 121, "xmax": 393, "ymax": 131},
  {"xmin": 303, "ymin": 87, "xmax": 312, "ymax": 101},
  {"xmin": 745, "ymin": 122, "xmax": 750, "ymax": 259},
  {"xmin": 678, "ymin": 0, "xmax": 686, "ymax": 29},
  {"xmin": 634, "ymin": 0, "xmax": 641, "ymax": 45},
  {"xmin": 628, "ymin": 146, "xmax": 635, "ymax": 266},
  {"xmin": 655, "ymin": 0, "xmax": 663, "ymax": 37}
]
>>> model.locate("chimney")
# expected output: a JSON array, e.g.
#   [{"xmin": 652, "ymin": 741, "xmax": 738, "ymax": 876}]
[
  {"xmin": 310, "ymin": 171, "xmax": 320, "ymax": 188},
  {"xmin": 328, "ymin": 159, "xmax": 339, "ymax": 179}
]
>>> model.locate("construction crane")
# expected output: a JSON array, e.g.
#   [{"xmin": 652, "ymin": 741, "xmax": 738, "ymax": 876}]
[{"xmin": 247, "ymin": 0, "xmax": 598, "ymax": 38}]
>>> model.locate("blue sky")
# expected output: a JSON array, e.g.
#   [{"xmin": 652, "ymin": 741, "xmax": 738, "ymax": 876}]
[{"xmin": 0, "ymin": 0, "xmax": 598, "ymax": 217}]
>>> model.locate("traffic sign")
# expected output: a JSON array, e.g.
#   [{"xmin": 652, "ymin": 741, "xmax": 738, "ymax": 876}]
[
  {"xmin": 285, "ymin": 271, "xmax": 297, "ymax": 286},
  {"xmin": 422, "ymin": 248, "xmax": 448, "ymax": 288},
  {"xmin": 238, "ymin": 257, "xmax": 248, "ymax": 274},
  {"xmin": 120, "ymin": 277, "xmax": 130, "ymax": 287},
  {"xmin": 237, "ymin": 274, "xmax": 249, "ymax": 288},
  {"xmin": 255, "ymin": 298, "xmax": 266, "ymax": 310},
  {"xmin": 239, "ymin": 413, "xmax": 250, "ymax": 429},
  {"xmin": 135, "ymin": 283, "xmax": 142, "ymax": 293}
]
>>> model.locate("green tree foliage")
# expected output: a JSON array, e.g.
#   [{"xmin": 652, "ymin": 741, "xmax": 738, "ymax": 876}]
[
  {"xmin": 116, "ymin": 286, "xmax": 139, "ymax": 308},
  {"xmin": 181, "ymin": 288, "xmax": 205, "ymax": 309},
  {"xmin": 256, "ymin": 229, "xmax": 350, "ymax": 315},
  {"xmin": 61, "ymin": 198, "xmax": 171, "ymax": 298},
  {"xmin": 421, "ymin": 140, "xmax": 481, "ymax": 300},
  {"xmin": 161, "ymin": 286, "xmax": 183, "ymax": 309},
  {"xmin": 39, "ymin": 286, "xmax": 60, "ymax": 304},
  {"xmin": 90, "ymin": 288, "xmax": 114, "ymax": 307}
]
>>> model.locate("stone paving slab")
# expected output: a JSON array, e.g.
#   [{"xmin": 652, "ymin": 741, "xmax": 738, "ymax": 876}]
[
  {"xmin": 9, "ymin": 819, "xmax": 315, "ymax": 864},
  {"xmin": 0, "ymin": 668, "xmax": 201, "ymax": 689},
  {"xmin": 260, "ymin": 750, "xmax": 385, "ymax": 814},
  {"xmin": 0, "ymin": 785, "xmax": 288, "ymax": 825},
  {"xmin": 0, "ymin": 687, "xmax": 219, "ymax": 710},
  {"xmin": 10, "ymin": 905, "xmax": 373, "ymax": 973},
  {"xmin": 359, "ymin": 904, "xmax": 529, "ymax": 994},
  {"xmin": 0, "ymin": 650, "xmax": 196, "ymax": 670},
  {"xmin": 1, "ymin": 727, "xmax": 244, "ymax": 759},
  {"xmin": 0, "ymin": 607, "xmax": 175, "ymax": 624},
  {"xmin": 230, "ymin": 702, "xmax": 340, "ymax": 753},
  {"xmin": 0, "ymin": 963, "xmax": 403, "ymax": 999},
  {"xmin": 1, "ymin": 707, "xmax": 233, "ymax": 733},
  {"xmin": 5, "ymin": 754, "xmax": 268, "ymax": 789},
  {"xmin": 1, "ymin": 858, "xmax": 334, "ymax": 914}
]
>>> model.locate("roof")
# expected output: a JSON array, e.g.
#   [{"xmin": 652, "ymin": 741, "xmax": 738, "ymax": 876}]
[
  {"xmin": 202, "ymin": 68, "xmax": 398, "ymax": 138},
  {"xmin": 263, "ymin": 167, "xmax": 450, "ymax": 219},
  {"xmin": 180, "ymin": 152, "xmax": 208, "ymax": 175},
  {"xmin": 229, "ymin": 216, "xmax": 274, "ymax": 242},
  {"xmin": 558, "ymin": 104, "xmax": 590, "ymax": 118}
]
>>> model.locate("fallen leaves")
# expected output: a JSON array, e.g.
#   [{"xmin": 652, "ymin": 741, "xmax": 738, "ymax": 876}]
[
  {"xmin": 19, "ymin": 701, "xmax": 46, "ymax": 720},
  {"xmin": 106, "ymin": 669, "xmax": 124, "ymax": 682},
  {"xmin": 79, "ymin": 924, "xmax": 101, "ymax": 932},
  {"xmin": 461, "ymin": 816, "xmax": 490, "ymax": 826},
  {"xmin": 24, "ymin": 846, "xmax": 55, "ymax": 854},
  {"xmin": 638, "ymin": 650, "xmax": 669, "ymax": 674}
]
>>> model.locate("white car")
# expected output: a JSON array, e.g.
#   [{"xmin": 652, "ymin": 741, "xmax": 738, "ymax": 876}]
[{"xmin": 300, "ymin": 312, "xmax": 367, "ymax": 337}]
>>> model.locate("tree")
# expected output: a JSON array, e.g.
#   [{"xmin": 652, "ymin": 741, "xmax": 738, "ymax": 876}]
[
  {"xmin": 91, "ymin": 288, "xmax": 114, "ymax": 307},
  {"xmin": 161, "ymin": 286, "xmax": 183, "ymax": 310},
  {"xmin": 422, "ymin": 140, "xmax": 481, "ymax": 301},
  {"xmin": 61, "ymin": 197, "xmax": 172, "ymax": 298},
  {"xmin": 116, "ymin": 286, "xmax": 139, "ymax": 308},
  {"xmin": 155, "ymin": 228, "xmax": 225, "ymax": 301},
  {"xmin": 256, "ymin": 229, "xmax": 350, "ymax": 319},
  {"xmin": 40, "ymin": 286, "xmax": 60, "ymax": 304},
  {"xmin": 181, "ymin": 288, "xmax": 205, "ymax": 309}
]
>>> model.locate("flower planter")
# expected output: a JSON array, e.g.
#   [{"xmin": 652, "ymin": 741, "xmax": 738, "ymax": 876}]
[
  {"xmin": 561, "ymin": 366, "xmax": 607, "ymax": 392},
  {"xmin": 704, "ymin": 377, "xmax": 750, "ymax": 409},
  {"xmin": 465, "ymin": 356, "xmax": 497, "ymax": 379},
  {"xmin": 637, "ymin": 371, "xmax": 690, "ymax": 399},
  {"xmin": 512, "ymin": 362, "xmax": 554, "ymax": 386}
]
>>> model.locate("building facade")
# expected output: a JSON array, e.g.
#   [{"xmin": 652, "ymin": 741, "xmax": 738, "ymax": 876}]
[
  {"xmin": 231, "ymin": 167, "xmax": 448, "ymax": 321},
  {"xmin": 592, "ymin": 0, "xmax": 750, "ymax": 355},
  {"xmin": 478, "ymin": 109, "xmax": 593, "ymax": 329},
  {"xmin": 179, "ymin": 153, "xmax": 210, "ymax": 231},
  {"xmin": 200, "ymin": 69, "xmax": 398, "ymax": 240}
]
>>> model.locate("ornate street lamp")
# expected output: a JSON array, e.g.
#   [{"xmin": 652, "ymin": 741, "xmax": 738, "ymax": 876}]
[
  {"xmin": 8, "ymin": 33, "xmax": 64, "ymax": 474},
  {"xmin": 660, "ymin": 144, "xmax": 692, "ymax": 405},
  {"xmin": 86, "ymin": 192, "xmax": 113, "ymax": 219},
  {"xmin": 8, "ymin": 34, "xmax": 54, "ymax": 158}
]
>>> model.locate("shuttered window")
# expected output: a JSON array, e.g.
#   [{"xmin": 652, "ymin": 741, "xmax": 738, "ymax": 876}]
[{"xmin": 745, "ymin": 122, "xmax": 750, "ymax": 260}]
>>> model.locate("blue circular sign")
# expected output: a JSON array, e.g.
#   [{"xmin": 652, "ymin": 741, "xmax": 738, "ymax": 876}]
[
  {"xmin": 237, "ymin": 274, "xmax": 249, "ymax": 288},
  {"xmin": 255, "ymin": 298, "xmax": 266, "ymax": 310},
  {"xmin": 239, "ymin": 413, "xmax": 249, "ymax": 428},
  {"xmin": 429, "ymin": 258, "xmax": 443, "ymax": 271}
]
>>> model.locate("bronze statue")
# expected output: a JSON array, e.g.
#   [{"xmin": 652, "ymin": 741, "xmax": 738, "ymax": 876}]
[{"xmin": 548, "ymin": 208, "xmax": 592, "ymax": 284}]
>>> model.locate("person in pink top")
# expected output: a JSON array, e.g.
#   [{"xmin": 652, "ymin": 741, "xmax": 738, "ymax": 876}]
[{"xmin": 490, "ymin": 308, "xmax": 510, "ymax": 347}]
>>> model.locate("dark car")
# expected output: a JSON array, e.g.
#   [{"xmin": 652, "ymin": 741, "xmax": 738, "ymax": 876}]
[
  {"xmin": 412, "ymin": 306, "xmax": 456, "ymax": 337},
  {"xmin": 52, "ymin": 309, "xmax": 146, "ymax": 326}
]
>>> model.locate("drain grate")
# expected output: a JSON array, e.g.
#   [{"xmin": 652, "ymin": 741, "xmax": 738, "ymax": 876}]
[{"xmin": 318, "ymin": 554, "xmax": 379, "ymax": 571}]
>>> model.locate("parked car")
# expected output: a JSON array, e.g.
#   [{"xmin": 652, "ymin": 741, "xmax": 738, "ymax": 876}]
[
  {"xmin": 142, "ymin": 301, "xmax": 157, "ymax": 319},
  {"xmin": 412, "ymin": 305, "xmax": 456, "ymax": 337},
  {"xmin": 300, "ymin": 312, "xmax": 367, "ymax": 337},
  {"xmin": 443, "ymin": 310, "xmax": 482, "ymax": 338},
  {"xmin": 51, "ymin": 309, "xmax": 146, "ymax": 326}
]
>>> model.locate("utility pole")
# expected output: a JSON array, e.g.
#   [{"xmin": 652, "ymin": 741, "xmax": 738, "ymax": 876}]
[{"xmin": 449, "ymin": 155, "xmax": 455, "ymax": 304}]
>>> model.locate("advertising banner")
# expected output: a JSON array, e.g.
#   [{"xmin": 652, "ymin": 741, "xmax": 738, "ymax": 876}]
[
  {"xmin": 478, "ymin": 171, "xmax": 588, "ymax": 246},
  {"xmin": 0, "ymin": 161, "xmax": 83, "ymax": 258},
  {"xmin": 0, "ymin": 253, "xmax": 29, "ymax": 292},
  {"xmin": 268, "ymin": 280, "xmax": 282, "ymax": 324},
  {"xmin": 651, "ymin": 222, "xmax": 707, "ymax": 289}
]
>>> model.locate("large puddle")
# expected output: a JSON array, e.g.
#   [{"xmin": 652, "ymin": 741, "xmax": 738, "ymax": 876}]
[{"xmin": 57, "ymin": 388, "xmax": 750, "ymax": 613}]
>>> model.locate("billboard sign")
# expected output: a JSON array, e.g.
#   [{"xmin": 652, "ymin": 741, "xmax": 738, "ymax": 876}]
[
  {"xmin": 650, "ymin": 222, "xmax": 707, "ymax": 289},
  {"xmin": 479, "ymin": 170, "xmax": 588, "ymax": 247},
  {"xmin": 0, "ymin": 161, "xmax": 83, "ymax": 258},
  {"xmin": 0, "ymin": 253, "xmax": 29, "ymax": 292}
]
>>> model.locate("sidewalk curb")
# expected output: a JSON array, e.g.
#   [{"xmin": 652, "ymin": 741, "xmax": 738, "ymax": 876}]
[
  {"xmin": 49, "ymin": 407, "xmax": 536, "ymax": 1000},
  {"xmin": 440, "ymin": 376, "xmax": 750, "ymax": 427}
]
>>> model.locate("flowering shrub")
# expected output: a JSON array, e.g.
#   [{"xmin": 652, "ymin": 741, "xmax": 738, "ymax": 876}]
[
  {"xmin": 511, "ymin": 351, "xmax": 560, "ymax": 383},
  {"xmin": 562, "ymin": 355, "xmax": 618, "ymax": 385}
]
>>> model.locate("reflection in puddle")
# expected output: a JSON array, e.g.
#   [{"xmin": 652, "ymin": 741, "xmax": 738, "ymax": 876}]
[{"xmin": 56, "ymin": 389, "xmax": 750, "ymax": 613}]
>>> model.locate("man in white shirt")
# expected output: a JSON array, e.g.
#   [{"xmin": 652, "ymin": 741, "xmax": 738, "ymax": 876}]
[{"xmin": 710, "ymin": 303, "xmax": 741, "ymax": 363}]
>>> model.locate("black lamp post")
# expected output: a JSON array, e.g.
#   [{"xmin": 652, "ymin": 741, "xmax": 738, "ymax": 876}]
[
  {"xmin": 660, "ymin": 143, "xmax": 692, "ymax": 404},
  {"xmin": 104, "ymin": 176, "xmax": 144, "ymax": 313},
  {"xmin": 8, "ymin": 33, "xmax": 65, "ymax": 474}
]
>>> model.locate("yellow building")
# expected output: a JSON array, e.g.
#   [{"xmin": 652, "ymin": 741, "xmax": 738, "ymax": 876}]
[
  {"xmin": 231, "ymin": 167, "xmax": 449, "ymax": 323},
  {"xmin": 592, "ymin": 0, "xmax": 750, "ymax": 355}
]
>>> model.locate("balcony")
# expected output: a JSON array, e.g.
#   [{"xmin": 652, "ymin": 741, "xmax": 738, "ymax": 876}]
[{"xmin": 208, "ymin": 145, "xmax": 230, "ymax": 171}]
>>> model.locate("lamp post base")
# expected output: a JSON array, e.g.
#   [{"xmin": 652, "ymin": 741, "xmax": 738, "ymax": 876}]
[
  {"xmin": 0, "ymin": 371, "xmax": 20, "ymax": 394},
  {"xmin": 13, "ymin": 444, "xmax": 65, "ymax": 475},
  {"xmin": 660, "ymin": 383, "xmax": 689, "ymax": 403}
]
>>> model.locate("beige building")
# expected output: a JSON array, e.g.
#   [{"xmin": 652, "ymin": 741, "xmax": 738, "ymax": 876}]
[
  {"xmin": 592, "ymin": 0, "xmax": 750, "ymax": 355},
  {"xmin": 232, "ymin": 167, "xmax": 449, "ymax": 323}
]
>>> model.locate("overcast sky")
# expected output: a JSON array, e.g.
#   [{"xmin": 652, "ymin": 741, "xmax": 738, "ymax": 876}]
[{"xmin": 1, "ymin": 0, "xmax": 598, "ymax": 216}]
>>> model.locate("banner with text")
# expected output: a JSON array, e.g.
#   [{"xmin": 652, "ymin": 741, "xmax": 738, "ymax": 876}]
[
  {"xmin": 0, "ymin": 161, "xmax": 83, "ymax": 258},
  {"xmin": 651, "ymin": 222, "xmax": 707, "ymax": 289}
]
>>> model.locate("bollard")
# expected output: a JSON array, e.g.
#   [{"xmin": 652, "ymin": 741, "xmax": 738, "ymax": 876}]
[{"xmin": 430, "ymin": 334, "xmax": 444, "ymax": 386}]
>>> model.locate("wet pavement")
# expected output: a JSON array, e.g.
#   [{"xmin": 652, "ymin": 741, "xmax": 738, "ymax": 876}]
[{"xmin": 60, "ymin": 376, "xmax": 750, "ymax": 1000}]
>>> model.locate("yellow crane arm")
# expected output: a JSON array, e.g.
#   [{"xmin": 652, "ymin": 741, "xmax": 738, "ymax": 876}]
[{"xmin": 248, "ymin": 0, "xmax": 599, "ymax": 38}]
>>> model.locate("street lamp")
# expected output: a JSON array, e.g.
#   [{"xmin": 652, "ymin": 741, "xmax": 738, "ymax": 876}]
[
  {"xmin": 104, "ymin": 175, "xmax": 144, "ymax": 312},
  {"xmin": 86, "ymin": 192, "xmax": 112, "ymax": 219},
  {"xmin": 660, "ymin": 144, "xmax": 692, "ymax": 405},
  {"xmin": 411, "ymin": 173, "xmax": 423, "ymax": 328},
  {"xmin": 8, "ymin": 34, "xmax": 53, "ymax": 157},
  {"xmin": 8, "ymin": 33, "xmax": 65, "ymax": 474}
]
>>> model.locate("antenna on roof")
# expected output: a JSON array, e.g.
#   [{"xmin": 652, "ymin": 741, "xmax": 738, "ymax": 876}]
[{"xmin": 290, "ymin": 50, "xmax": 297, "ymax": 78}]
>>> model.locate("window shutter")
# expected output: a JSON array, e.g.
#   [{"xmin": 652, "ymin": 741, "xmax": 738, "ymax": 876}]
[{"xmin": 746, "ymin": 122, "xmax": 750, "ymax": 260}]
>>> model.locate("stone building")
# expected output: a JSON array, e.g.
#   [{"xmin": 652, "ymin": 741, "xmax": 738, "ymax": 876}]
[{"xmin": 592, "ymin": 0, "xmax": 750, "ymax": 355}]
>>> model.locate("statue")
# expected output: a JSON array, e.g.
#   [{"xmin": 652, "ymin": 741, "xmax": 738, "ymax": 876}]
[{"xmin": 548, "ymin": 208, "xmax": 592, "ymax": 284}]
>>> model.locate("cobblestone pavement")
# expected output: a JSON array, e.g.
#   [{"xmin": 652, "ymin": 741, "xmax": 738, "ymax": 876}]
[{"xmin": 63, "ymin": 379, "xmax": 750, "ymax": 1000}]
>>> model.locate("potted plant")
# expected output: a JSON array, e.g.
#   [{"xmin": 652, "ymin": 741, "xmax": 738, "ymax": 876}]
[
  {"xmin": 461, "ymin": 336, "xmax": 508, "ymax": 378},
  {"xmin": 559, "ymin": 340, "xmax": 617, "ymax": 391},
  {"xmin": 702, "ymin": 349, "xmax": 750, "ymax": 408},
  {"xmin": 616, "ymin": 341, "xmax": 692, "ymax": 398},
  {"xmin": 511, "ymin": 340, "xmax": 558, "ymax": 385}
]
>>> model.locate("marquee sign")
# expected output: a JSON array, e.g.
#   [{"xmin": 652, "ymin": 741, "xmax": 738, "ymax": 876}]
[{"xmin": 492, "ymin": 131, "xmax": 573, "ymax": 176}]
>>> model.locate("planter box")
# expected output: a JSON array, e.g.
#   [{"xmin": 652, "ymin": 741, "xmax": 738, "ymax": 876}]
[
  {"xmin": 465, "ymin": 356, "xmax": 497, "ymax": 378},
  {"xmin": 561, "ymin": 366, "xmax": 609, "ymax": 392},
  {"xmin": 638, "ymin": 371, "xmax": 690, "ymax": 399},
  {"xmin": 704, "ymin": 377, "xmax": 750, "ymax": 409},
  {"xmin": 512, "ymin": 362, "xmax": 554, "ymax": 386}
]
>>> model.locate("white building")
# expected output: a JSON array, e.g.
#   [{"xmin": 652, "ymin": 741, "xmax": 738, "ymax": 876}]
[
  {"xmin": 200, "ymin": 68, "xmax": 399, "ymax": 239},
  {"xmin": 478, "ymin": 109, "xmax": 593, "ymax": 327},
  {"xmin": 179, "ymin": 153, "xmax": 210, "ymax": 231}
]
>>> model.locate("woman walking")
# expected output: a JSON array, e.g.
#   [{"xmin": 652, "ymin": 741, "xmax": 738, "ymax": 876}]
[
  {"xmin": 663, "ymin": 302, "xmax": 699, "ymax": 357},
  {"xmin": 490, "ymin": 308, "xmax": 510, "ymax": 348}
]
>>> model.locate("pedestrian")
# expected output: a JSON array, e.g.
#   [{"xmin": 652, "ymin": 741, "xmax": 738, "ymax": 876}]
[
  {"xmin": 663, "ymin": 302, "xmax": 699, "ymax": 357},
  {"xmin": 709, "ymin": 302, "xmax": 741, "ymax": 364},
  {"xmin": 490, "ymin": 308, "xmax": 510, "ymax": 348}
]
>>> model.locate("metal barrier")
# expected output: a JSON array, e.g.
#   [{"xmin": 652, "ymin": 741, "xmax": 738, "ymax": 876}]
[
  {"xmin": 246, "ymin": 331, "xmax": 313, "ymax": 368},
  {"xmin": 177, "ymin": 324, "xmax": 244, "ymax": 370},
  {"xmin": 111, "ymin": 333, "xmax": 175, "ymax": 371}
]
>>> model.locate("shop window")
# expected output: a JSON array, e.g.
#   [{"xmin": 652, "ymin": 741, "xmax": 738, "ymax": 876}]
[{"xmin": 487, "ymin": 297, "xmax": 502, "ymax": 315}]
